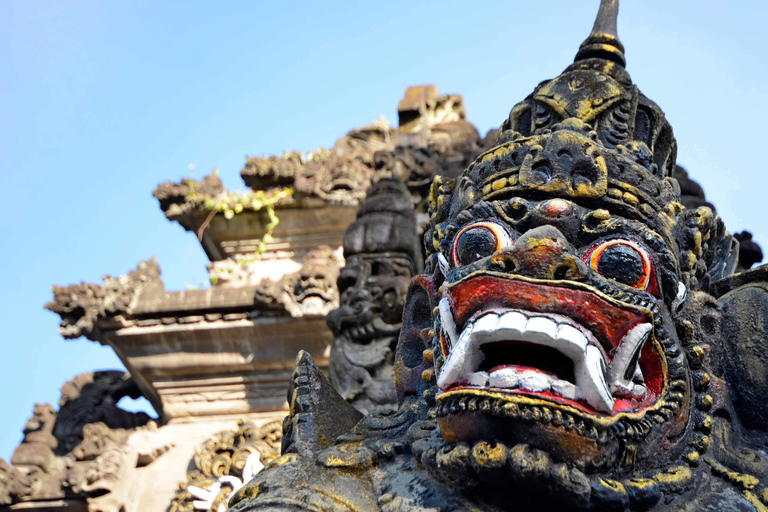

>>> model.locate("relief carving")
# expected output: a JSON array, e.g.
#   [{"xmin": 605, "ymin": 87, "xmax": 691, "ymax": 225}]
[
  {"xmin": 254, "ymin": 246, "xmax": 343, "ymax": 318},
  {"xmin": 54, "ymin": 371, "xmax": 152, "ymax": 454},
  {"xmin": 0, "ymin": 460, "xmax": 31, "ymax": 506},
  {"xmin": 45, "ymin": 258, "xmax": 162, "ymax": 341},
  {"xmin": 0, "ymin": 372, "xmax": 166, "ymax": 510}
]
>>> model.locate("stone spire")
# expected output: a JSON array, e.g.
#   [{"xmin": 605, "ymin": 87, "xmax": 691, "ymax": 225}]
[{"xmin": 574, "ymin": 0, "xmax": 626, "ymax": 66}]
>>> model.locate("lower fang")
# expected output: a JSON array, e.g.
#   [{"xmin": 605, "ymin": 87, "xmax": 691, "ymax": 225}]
[
  {"xmin": 577, "ymin": 345, "xmax": 614, "ymax": 413},
  {"xmin": 552, "ymin": 380, "xmax": 580, "ymax": 400}
]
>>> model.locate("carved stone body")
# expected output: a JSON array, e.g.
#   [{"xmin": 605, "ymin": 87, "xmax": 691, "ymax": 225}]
[{"xmin": 228, "ymin": 2, "xmax": 768, "ymax": 511}]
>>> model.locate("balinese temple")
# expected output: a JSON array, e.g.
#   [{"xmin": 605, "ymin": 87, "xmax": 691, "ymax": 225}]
[
  {"xmin": 3, "ymin": 31, "xmax": 763, "ymax": 511},
  {"xmin": 0, "ymin": 86, "xmax": 500, "ymax": 512}
]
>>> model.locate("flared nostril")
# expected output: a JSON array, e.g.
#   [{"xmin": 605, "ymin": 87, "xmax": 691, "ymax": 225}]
[
  {"xmin": 489, "ymin": 254, "xmax": 517, "ymax": 273},
  {"xmin": 549, "ymin": 257, "xmax": 588, "ymax": 281},
  {"xmin": 553, "ymin": 265, "xmax": 570, "ymax": 280}
]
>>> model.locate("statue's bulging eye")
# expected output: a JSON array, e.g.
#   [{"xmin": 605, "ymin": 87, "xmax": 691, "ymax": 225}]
[
  {"xmin": 584, "ymin": 239, "xmax": 657, "ymax": 293},
  {"xmin": 452, "ymin": 222, "xmax": 512, "ymax": 267}
]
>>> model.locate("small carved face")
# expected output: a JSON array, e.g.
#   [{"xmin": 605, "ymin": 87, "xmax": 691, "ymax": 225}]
[
  {"xmin": 72, "ymin": 423, "xmax": 111, "ymax": 461},
  {"xmin": 294, "ymin": 266, "xmax": 338, "ymax": 305},
  {"xmin": 329, "ymin": 254, "xmax": 414, "ymax": 340},
  {"xmin": 289, "ymin": 247, "xmax": 342, "ymax": 315}
]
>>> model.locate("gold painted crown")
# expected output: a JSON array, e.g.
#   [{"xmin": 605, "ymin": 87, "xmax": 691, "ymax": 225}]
[{"xmin": 429, "ymin": 0, "xmax": 681, "ymax": 232}]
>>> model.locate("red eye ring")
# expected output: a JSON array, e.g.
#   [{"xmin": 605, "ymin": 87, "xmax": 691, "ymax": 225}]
[
  {"xmin": 451, "ymin": 221, "xmax": 513, "ymax": 267},
  {"xmin": 583, "ymin": 239, "xmax": 657, "ymax": 294}
]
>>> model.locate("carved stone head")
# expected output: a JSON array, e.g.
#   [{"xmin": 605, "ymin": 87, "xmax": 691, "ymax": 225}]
[
  {"xmin": 289, "ymin": 246, "xmax": 342, "ymax": 316},
  {"xmin": 394, "ymin": 0, "xmax": 737, "ymax": 496}
]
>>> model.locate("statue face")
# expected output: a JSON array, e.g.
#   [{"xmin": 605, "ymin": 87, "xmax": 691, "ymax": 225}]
[
  {"xmin": 287, "ymin": 246, "xmax": 342, "ymax": 316},
  {"xmin": 331, "ymin": 253, "xmax": 414, "ymax": 337},
  {"xmin": 327, "ymin": 253, "xmax": 415, "ymax": 411},
  {"xmin": 414, "ymin": 121, "xmax": 693, "ymax": 471}
]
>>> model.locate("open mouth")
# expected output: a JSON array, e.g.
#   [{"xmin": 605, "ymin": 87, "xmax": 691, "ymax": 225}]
[
  {"xmin": 295, "ymin": 288, "xmax": 333, "ymax": 302},
  {"xmin": 436, "ymin": 276, "xmax": 662, "ymax": 415}
]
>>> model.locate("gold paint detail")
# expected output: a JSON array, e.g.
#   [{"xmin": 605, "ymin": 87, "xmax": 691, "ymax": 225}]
[
  {"xmin": 709, "ymin": 458, "xmax": 768, "ymax": 509},
  {"xmin": 698, "ymin": 395, "xmax": 713, "ymax": 411},
  {"xmin": 470, "ymin": 441, "xmax": 507, "ymax": 470},
  {"xmin": 651, "ymin": 465, "xmax": 693, "ymax": 491},
  {"xmin": 492, "ymin": 178, "xmax": 507, "ymax": 191},
  {"xmin": 316, "ymin": 442, "xmax": 374, "ymax": 469},
  {"xmin": 169, "ymin": 420, "xmax": 283, "ymax": 512},
  {"xmin": 437, "ymin": 386, "xmax": 655, "ymax": 427},
  {"xmin": 743, "ymin": 491, "xmax": 768, "ymax": 512},
  {"xmin": 685, "ymin": 451, "xmax": 700, "ymax": 465},
  {"xmin": 622, "ymin": 192, "xmax": 638, "ymax": 206},
  {"xmin": 263, "ymin": 452, "xmax": 300, "ymax": 471}
]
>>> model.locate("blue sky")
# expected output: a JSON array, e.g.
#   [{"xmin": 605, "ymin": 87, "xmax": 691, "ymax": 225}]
[{"xmin": 1, "ymin": 1, "xmax": 767, "ymax": 460}]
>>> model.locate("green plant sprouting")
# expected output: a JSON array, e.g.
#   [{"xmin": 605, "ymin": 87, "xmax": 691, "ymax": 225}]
[{"xmin": 184, "ymin": 178, "xmax": 294, "ymax": 271}]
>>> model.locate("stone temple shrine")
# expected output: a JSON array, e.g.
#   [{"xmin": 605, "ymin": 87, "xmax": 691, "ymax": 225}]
[{"xmin": 0, "ymin": 83, "xmax": 498, "ymax": 512}]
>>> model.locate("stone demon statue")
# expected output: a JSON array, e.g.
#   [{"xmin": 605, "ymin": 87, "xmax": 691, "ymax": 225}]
[
  {"xmin": 228, "ymin": 2, "xmax": 768, "ymax": 510},
  {"xmin": 327, "ymin": 178, "xmax": 421, "ymax": 414}
]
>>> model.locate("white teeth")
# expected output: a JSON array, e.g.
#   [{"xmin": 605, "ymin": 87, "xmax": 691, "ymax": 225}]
[
  {"xmin": 495, "ymin": 311, "xmax": 527, "ymax": 340},
  {"xmin": 605, "ymin": 323, "xmax": 652, "ymax": 394},
  {"xmin": 436, "ymin": 308, "xmax": 652, "ymax": 414},
  {"xmin": 552, "ymin": 380, "xmax": 580, "ymax": 400},
  {"xmin": 468, "ymin": 371, "xmax": 489, "ymax": 387},
  {"xmin": 489, "ymin": 368, "xmax": 571, "ymax": 394},
  {"xmin": 489, "ymin": 368, "xmax": 520, "ymax": 388},
  {"xmin": 578, "ymin": 345, "xmax": 614, "ymax": 413},
  {"xmin": 518, "ymin": 371, "xmax": 551, "ymax": 392},
  {"xmin": 472, "ymin": 313, "xmax": 500, "ymax": 337},
  {"xmin": 553, "ymin": 324, "xmax": 588, "ymax": 362},
  {"xmin": 439, "ymin": 298, "xmax": 458, "ymax": 349},
  {"xmin": 526, "ymin": 316, "xmax": 558, "ymax": 343}
]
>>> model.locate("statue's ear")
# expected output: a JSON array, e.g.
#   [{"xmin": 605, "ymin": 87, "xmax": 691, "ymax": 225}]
[
  {"xmin": 713, "ymin": 265, "xmax": 768, "ymax": 430},
  {"xmin": 394, "ymin": 275, "xmax": 438, "ymax": 404}
]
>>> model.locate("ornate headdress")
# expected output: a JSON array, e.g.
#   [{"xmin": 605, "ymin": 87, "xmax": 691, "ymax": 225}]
[{"xmin": 427, "ymin": 0, "xmax": 737, "ymax": 294}]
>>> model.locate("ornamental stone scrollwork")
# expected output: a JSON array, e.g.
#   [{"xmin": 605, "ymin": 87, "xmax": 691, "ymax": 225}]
[
  {"xmin": 54, "ymin": 371, "xmax": 153, "ymax": 454},
  {"xmin": 0, "ymin": 371, "xmax": 170, "ymax": 511},
  {"xmin": 228, "ymin": 2, "xmax": 768, "ymax": 510},
  {"xmin": 240, "ymin": 117, "xmax": 394, "ymax": 204},
  {"xmin": 169, "ymin": 420, "xmax": 282, "ymax": 512},
  {"xmin": 10, "ymin": 403, "xmax": 58, "ymax": 474},
  {"xmin": 0, "ymin": 460, "xmax": 31, "ymax": 506},
  {"xmin": 45, "ymin": 258, "xmax": 162, "ymax": 341}
]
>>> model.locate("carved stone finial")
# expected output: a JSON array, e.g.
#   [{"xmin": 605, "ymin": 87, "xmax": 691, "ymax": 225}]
[{"xmin": 574, "ymin": 0, "xmax": 625, "ymax": 66}]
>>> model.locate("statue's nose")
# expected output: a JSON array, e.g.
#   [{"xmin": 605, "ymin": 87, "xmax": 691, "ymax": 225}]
[{"xmin": 488, "ymin": 225, "xmax": 588, "ymax": 281}]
